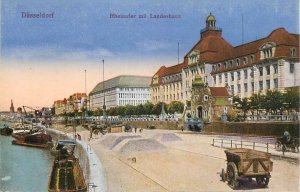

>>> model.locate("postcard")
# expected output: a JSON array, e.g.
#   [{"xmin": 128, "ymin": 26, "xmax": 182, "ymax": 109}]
[{"xmin": 0, "ymin": 0, "xmax": 299, "ymax": 192}]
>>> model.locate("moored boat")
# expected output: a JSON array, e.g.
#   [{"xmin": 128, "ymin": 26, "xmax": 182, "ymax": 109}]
[
  {"xmin": 0, "ymin": 125, "xmax": 13, "ymax": 136},
  {"xmin": 12, "ymin": 132, "xmax": 53, "ymax": 149},
  {"xmin": 48, "ymin": 140, "xmax": 87, "ymax": 192}
]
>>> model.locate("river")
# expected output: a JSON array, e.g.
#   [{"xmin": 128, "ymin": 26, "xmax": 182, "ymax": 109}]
[{"xmin": 0, "ymin": 121, "xmax": 54, "ymax": 192}]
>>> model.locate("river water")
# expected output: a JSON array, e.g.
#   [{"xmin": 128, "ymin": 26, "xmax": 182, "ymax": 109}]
[{"xmin": 0, "ymin": 121, "xmax": 54, "ymax": 192}]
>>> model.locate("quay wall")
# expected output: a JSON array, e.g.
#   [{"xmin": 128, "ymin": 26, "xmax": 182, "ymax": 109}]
[
  {"xmin": 124, "ymin": 120, "xmax": 182, "ymax": 130},
  {"xmin": 122, "ymin": 120, "xmax": 299, "ymax": 137},
  {"xmin": 202, "ymin": 122, "xmax": 300, "ymax": 138}
]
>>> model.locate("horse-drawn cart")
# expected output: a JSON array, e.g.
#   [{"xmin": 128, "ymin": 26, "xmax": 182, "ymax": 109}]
[
  {"xmin": 275, "ymin": 137, "xmax": 299, "ymax": 153},
  {"xmin": 220, "ymin": 148, "xmax": 273, "ymax": 189}
]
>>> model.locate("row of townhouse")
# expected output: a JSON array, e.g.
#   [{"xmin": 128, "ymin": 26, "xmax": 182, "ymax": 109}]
[
  {"xmin": 53, "ymin": 93, "xmax": 87, "ymax": 115},
  {"xmin": 151, "ymin": 13, "xmax": 299, "ymax": 106}
]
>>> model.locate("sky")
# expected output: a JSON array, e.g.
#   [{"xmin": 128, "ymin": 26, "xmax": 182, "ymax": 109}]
[{"xmin": 0, "ymin": 0, "xmax": 299, "ymax": 111}]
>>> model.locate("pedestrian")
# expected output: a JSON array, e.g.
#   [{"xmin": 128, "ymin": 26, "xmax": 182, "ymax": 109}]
[{"xmin": 283, "ymin": 131, "xmax": 291, "ymax": 143}]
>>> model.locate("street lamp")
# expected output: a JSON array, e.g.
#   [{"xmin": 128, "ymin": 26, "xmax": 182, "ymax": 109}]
[{"xmin": 102, "ymin": 60, "xmax": 106, "ymax": 120}]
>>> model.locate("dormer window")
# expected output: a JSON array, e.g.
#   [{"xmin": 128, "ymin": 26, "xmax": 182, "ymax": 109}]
[
  {"xmin": 217, "ymin": 63, "xmax": 221, "ymax": 70},
  {"xmin": 236, "ymin": 58, "xmax": 240, "ymax": 66},
  {"xmin": 188, "ymin": 50, "xmax": 200, "ymax": 65},
  {"xmin": 291, "ymin": 48, "xmax": 296, "ymax": 57},
  {"xmin": 224, "ymin": 62, "xmax": 228, "ymax": 69},
  {"xmin": 229, "ymin": 60, "xmax": 233, "ymax": 68},
  {"xmin": 260, "ymin": 42, "xmax": 276, "ymax": 59},
  {"xmin": 243, "ymin": 57, "xmax": 247, "ymax": 65},
  {"xmin": 250, "ymin": 55, "xmax": 255, "ymax": 64}
]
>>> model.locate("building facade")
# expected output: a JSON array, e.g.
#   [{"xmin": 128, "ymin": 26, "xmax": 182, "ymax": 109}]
[
  {"xmin": 151, "ymin": 13, "xmax": 300, "ymax": 106},
  {"xmin": 53, "ymin": 93, "xmax": 87, "ymax": 115},
  {"xmin": 89, "ymin": 75, "xmax": 151, "ymax": 111}
]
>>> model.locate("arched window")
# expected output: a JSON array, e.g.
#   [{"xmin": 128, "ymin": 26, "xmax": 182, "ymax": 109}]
[{"xmin": 291, "ymin": 48, "xmax": 296, "ymax": 57}]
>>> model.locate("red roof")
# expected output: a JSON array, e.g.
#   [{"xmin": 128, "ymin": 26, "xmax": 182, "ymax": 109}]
[{"xmin": 210, "ymin": 87, "xmax": 229, "ymax": 97}]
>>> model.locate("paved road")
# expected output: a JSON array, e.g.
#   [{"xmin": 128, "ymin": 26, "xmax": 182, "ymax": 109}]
[{"xmin": 83, "ymin": 129, "xmax": 299, "ymax": 192}]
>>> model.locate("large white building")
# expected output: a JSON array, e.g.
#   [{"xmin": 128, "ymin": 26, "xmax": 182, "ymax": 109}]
[
  {"xmin": 151, "ymin": 13, "xmax": 299, "ymax": 106},
  {"xmin": 89, "ymin": 75, "xmax": 151, "ymax": 110}
]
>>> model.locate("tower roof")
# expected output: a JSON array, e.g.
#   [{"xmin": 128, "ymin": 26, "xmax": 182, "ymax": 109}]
[{"xmin": 206, "ymin": 12, "xmax": 215, "ymax": 21}]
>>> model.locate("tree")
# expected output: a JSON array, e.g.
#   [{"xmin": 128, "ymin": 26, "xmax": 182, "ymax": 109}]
[
  {"xmin": 117, "ymin": 106, "xmax": 126, "ymax": 116},
  {"xmin": 249, "ymin": 93, "xmax": 264, "ymax": 115},
  {"xmin": 233, "ymin": 96, "xmax": 250, "ymax": 120},
  {"xmin": 125, "ymin": 105, "xmax": 135, "ymax": 116},
  {"xmin": 135, "ymin": 104, "xmax": 145, "ymax": 115},
  {"xmin": 93, "ymin": 107, "xmax": 103, "ymax": 116},
  {"xmin": 283, "ymin": 90, "xmax": 300, "ymax": 114},
  {"xmin": 168, "ymin": 101, "xmax": 184, "ymax": 114},
  {"xmin": 107, "ymin": 107, "xmax": 118, "ymax": 116},
  {"xmin": 263, "ymin": 90, "xmax": 283, "ymax": 114},
  {"xmin": 143, "ymin": 102, "xmax": 154, "ymax": 115},
  {"xmin": 152, "ymin": 102, "xmax": 168, "ymax": 116}
]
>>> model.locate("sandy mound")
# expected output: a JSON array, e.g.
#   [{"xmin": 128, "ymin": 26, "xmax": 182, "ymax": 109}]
[
  {"xmin": 100, "ymin": 135, "xmax": 141, "ymax": 149},
  {"xmin": 119, "ymin": 139, "xmax": 165, "ymax": 153},
  {"xmin": 153, "ymin": 133, "xmax": 182, "ymax": 142}
]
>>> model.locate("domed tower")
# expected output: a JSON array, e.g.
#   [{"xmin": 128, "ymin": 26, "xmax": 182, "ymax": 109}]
[
  {"xmin": 206, "ymin": 12, "xmax": 216, "ymax": 30},
  {"xmin": 200, "ymin": 12, "xmax": 222, "ymax": 38}
]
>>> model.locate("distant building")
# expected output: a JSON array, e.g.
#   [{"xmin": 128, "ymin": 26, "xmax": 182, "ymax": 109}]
[
  {"xmin": 151, "ymin": 12, "xmax": 300, "ymax": 106},
  {"xmin": 53, "ymin": 93, "xmax": 87, "ymax": 115},
  {"xmin": 10, "ymin": 100, "xmax": 15, "ymax": 113},
  {"xmin": 89, "ymin": 75, "xmax": 151, "ymax": 111}
]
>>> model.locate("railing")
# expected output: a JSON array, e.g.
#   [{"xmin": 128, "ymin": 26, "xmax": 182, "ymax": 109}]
[
  {"xmin": 200, "ymin": 27, "xmax": 222, "ymax": 33},
  {"xmin": 212, "ymin": 138, "xmax": 272, "ymax": 153},
  {"xmin": 246, "ymin": 115, "xmax": 299, "ymax": 121}
]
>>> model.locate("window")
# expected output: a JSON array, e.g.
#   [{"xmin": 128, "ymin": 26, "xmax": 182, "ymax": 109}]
[
  {"xmin": 250, "ymin": 55, "xmax": 255, "ymax": 64},
  {"xmin": 250, "ymin": 68, "xmax": 254, "ymax": 77},
  {"xmin": 291, "ymin": 48, "xmax": 296, "ymax": 57},
  {"xmin": 266, "ymin": 80, "xmax": 270, "ymax": 89},
  {"xmin": 213, "ymin": 76, "xmax": 216, "ymax": 84},
  {"xmin": 224, "ymin": 73, "xmax": 228, "ymax": 82},
  {"xmin": 218, "ymin": 63, "xmax": 221, "ymax": 70},
  {"xmin": 266, "ymin": 65, "xmax": 270, "ymax": 75},
  {"xmin": 243, "ymin": 57, "xmax": 247, "ymax": 65},
  {"xmin": 229, "ymin": 60, "xmax": 233, "ymax": 68},
  {"xmin": 251, "ymin": 82, "xmax": 254, "ymax": 92},
  {"xmin": 224, "ymin": 62, "xmax": 228, "ymax": 69},
  {"xmin": 274, "ymin": 79, "xmax": 278, "ymax": 88},
  {"xmin": 237, "ymin": 84, "xmax": 241, "ymax": 93},
  {"xmin": 259, "ymin": 66, "xmax": 263, "ymax": 76},
  {"xmin": 231, "ymin": 85, "xmax": 234, "ymax": 94},
  {"xmin": 203, "ymin": 95, "xmax": 208, "ymax": 101},
  {"xmin": 274, "ymin": 64, "xmax": 278, "ymax": 74},
  {"xmin": 290, "ymin": 63, "xmax": 294, "ymax": 73},
  {"xmin": 231, "ymin": 73, "xmax": 234, "ymax": 81},
  {"xmin": 236, "ymin": 58, "xmax": 240, "ymax": 66},
  {"xmin": 244, "ymin": 70, "xmax": 248, "ymax": 79},
  {"xmin": 213, "ymin": 65, "xmax": 216, "ymax": 71},
  {"xmin": 259, "ymin": 81, "xmax": 263, "ymax": 90},
  {"xmin": 261, "ymin": 42, "xmax": 275, "ymax": 59},
  {"xmin": 218, "ymin": 75, "xmax": 222, "ymax": 83},
  {"xmin": 244, "ymin": 83, "xmax": 248, "ymax": 92},
  {"xmin": 237, "ymin": 71, "xmax": 241, "ymax": 80}
]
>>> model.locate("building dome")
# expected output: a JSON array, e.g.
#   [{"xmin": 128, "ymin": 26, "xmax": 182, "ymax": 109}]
[
  {"xmin": 206, "ymin": 13, "xmax": 215, "ymax": 21},
  {"xmin": 192, "ymin": 75, "xmax": 205, "ymax": 87}
]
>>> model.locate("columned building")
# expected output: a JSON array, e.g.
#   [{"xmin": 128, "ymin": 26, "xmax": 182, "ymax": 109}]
[
  {"xmin": 151, "ymin": 13, "xmax": 299, "ymax": 107},
  {"xmin": 89, "ymin": 75, "xmax": 151, "ymax": 110}
]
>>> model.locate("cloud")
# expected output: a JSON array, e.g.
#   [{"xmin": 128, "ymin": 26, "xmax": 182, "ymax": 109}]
[
  {"xmin": 1, "ymin": 46, "xmax": 115, "ymax": 61},
  {"xmin": 135, "ymin": 40, "xmax": 172, "ymax": 51}
]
